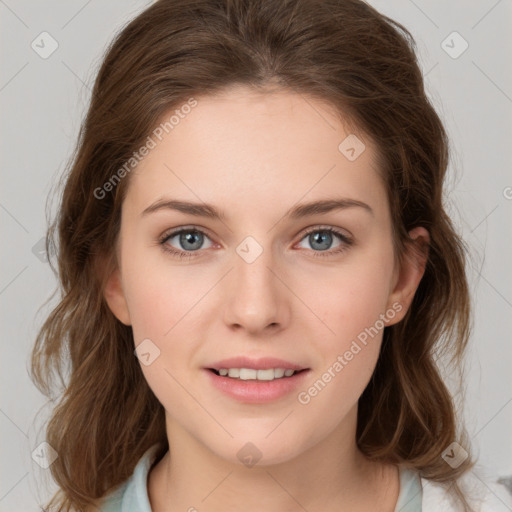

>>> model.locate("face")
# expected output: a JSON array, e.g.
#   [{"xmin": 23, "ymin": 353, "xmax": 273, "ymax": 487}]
[{"xmin": 104, "ymin": 85, "xmax": 428, "ymax": 466}]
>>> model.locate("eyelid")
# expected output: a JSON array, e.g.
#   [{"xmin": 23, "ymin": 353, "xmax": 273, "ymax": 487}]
[
  {"xmin": 297, "ymin": 224, "xmax": 353, "ymax": 240},
  {"xmin": 159, "ymin": 224, "xmax": 215, "ymax": 242},
  {"xmin": 158, "ymin": 224, "xmax": 354, "ymax": 258},
  {"xmin": 159, "ymin": 224, "xmax": 352, "ymax": 244},
  {"xmin": 294, "ymin": 225, "xmax": 354, "ymax": 257}
]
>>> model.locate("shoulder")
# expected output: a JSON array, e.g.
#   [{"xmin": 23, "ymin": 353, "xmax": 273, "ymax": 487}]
[
  {"xmin": 421, "ymin": 471, "xmax": 512, "ymax": 511},
  {"xmin": 82, "ymin": 502, "xmax": 106, "ymax": 512},
  {"xmin": 67, "ymin": 487, "xmax": 125, "ymax": 512},
  {"xmin": 68, "ymin": 499, "xmax": 108, "ymax": 512},
  {"xmin": 93, "ymin": 443, "xmax": 164, "ymax": 512},
  {"xmin": 68, "ymin": 444, "xmax": 165, "ymax": 511},
  {"xmin": 93, "ymin": 485, "xmax": 126, "ymax": 512}
]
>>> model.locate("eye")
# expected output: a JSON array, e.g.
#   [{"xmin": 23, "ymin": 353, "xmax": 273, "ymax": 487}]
[
  {"xmin": 296, "ymin": 226, "xmax": 353, "ymax": 257},
  {"xmin": 158, "ymin": 225, "xmax": 353, "ymax": 260},
  {"xmin": 159, "ymin": 227, "xmax": 214, "ymax": 259}
]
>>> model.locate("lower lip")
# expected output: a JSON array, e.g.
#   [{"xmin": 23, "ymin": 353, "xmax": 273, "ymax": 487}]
[{"xmin": 204, "ymin": 369, "xmax": 310, "ymax": 404}]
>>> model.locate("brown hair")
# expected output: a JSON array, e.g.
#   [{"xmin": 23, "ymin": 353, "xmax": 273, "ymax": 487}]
[{"xmin": 31, "ymin": 0, "xmax": 475, "ymax": 510}]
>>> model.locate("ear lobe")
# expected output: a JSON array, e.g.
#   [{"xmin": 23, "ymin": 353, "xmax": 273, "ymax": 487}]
[
  {"xmin": 386, "ymin": 226, "xmax": 430, "ymax": 325},
  {"xmin": 103, "ymin": 266, "xmax": 131, "ymax": 326}
]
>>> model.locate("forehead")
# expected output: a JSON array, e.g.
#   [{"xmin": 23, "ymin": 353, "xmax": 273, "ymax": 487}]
[{"xmin": 124, "ymin": 86, "xmax": 387, "ymax": 220}]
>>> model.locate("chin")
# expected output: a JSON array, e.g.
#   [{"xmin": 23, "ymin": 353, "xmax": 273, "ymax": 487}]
[{"xmin": 208, "ymin": 433, "xmax": 307, "ymax": 468}]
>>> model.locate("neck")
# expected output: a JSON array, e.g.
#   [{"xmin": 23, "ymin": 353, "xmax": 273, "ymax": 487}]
[{"xmin": 148, "ymin": 406, "xmax": 399, "ymax": 512}]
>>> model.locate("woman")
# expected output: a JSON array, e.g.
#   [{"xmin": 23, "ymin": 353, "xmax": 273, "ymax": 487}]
[{"xmin": 31, "ymin": 0, "xmax": 512, "ymax": 510}]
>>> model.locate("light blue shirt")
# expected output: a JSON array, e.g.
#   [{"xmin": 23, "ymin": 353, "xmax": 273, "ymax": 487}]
[{"xmin": 100, "ymin": 444, "xmax": 423, "ymax": 511}]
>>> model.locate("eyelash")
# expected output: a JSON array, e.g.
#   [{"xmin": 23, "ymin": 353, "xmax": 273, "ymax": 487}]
[{"xmin": 158, "ymin": 225, "xmax": 354, "ymax": 260}]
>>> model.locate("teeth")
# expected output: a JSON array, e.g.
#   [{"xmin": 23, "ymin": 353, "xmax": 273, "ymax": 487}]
[
  {"xmin": 255, "ymin": 369, "xmax": 274, "ymax": 381},
  {"xmin": 215, "ymin": 368, "xmax": 299, "ymax": 381},
  {"xmin": 240, "ymin": 368, "xmax": 257, "ymax": 380}
]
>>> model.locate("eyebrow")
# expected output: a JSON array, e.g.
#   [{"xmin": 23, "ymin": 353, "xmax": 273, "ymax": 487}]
[{"xmin": 141, "ymin": 197, "xmax": 374, "ymax": 220}]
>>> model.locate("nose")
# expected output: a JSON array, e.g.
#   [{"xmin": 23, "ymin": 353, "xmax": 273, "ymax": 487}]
[{"xmin": 222, "ymin": 242, "xmax": 291, "ymax": 335}]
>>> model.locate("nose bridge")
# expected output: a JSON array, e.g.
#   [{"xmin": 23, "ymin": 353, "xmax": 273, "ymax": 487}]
[{"xmin": 224, "ymin": 234, "xmax": 288, "ymax": 332}]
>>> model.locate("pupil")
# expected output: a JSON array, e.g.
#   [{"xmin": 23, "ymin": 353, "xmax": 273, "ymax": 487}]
[
  {"xmin": 311, "ymin": 231, "xmax": 332, "ymax": 251},
  {"xmin": 181, "ymin": 231, "xmax": 202, "ymax": 251}
]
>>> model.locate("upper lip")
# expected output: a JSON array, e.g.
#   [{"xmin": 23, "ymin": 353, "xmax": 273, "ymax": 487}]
[{"xmin": 206, "ymin": 357, "xmax": 308, "ymax": 371}]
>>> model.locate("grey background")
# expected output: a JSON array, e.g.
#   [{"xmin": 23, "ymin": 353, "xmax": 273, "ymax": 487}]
[{"xmin": 1, "ymin": 0, "xmax": 511, "ymax": 509}]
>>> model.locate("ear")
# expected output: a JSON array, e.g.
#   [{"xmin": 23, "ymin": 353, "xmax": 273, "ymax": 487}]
[
  {"xmin": 103, "ymin": 266, "xmax": 132, "ymax": 326},
  {"xmin": 386, "ymin": 226, "xmax": 430, "ymax": 325}
]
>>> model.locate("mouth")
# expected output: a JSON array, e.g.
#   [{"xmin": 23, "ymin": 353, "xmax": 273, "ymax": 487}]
[
  {"xmin": 203, "ymin": 358, "xmax": 311, "ymax": 403},
  {"xmin": 207, "ymin": 367, "xmax": 309, "ymax": 381}
]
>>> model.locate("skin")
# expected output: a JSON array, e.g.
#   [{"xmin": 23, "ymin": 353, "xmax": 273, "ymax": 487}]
[{"xmin": 104, "ymin": 84, "xmax": 429, "ymax": 512}]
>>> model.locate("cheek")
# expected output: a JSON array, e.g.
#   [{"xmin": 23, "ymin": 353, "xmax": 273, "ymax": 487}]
[
  {"xmin": 123, "ymin": 263, "xmax": 209, "ymax": 415},
  {"xmin": 121, "ymin": 244, "xmax": 211, "ymax": 343},
  {"xmin": 297, "ymin": 243, "xmax": 395, "ymax": 400},
  {"xmin": 295, "ymin": 272, "xmax": 391, "ymax": 426},
  {"xmin": 121, "ymin": 246, "xmax": 217, "ymax": 405},
  {"xmin": 308, "ymin": 248, "xmax": 395, "ymax": 347}
]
